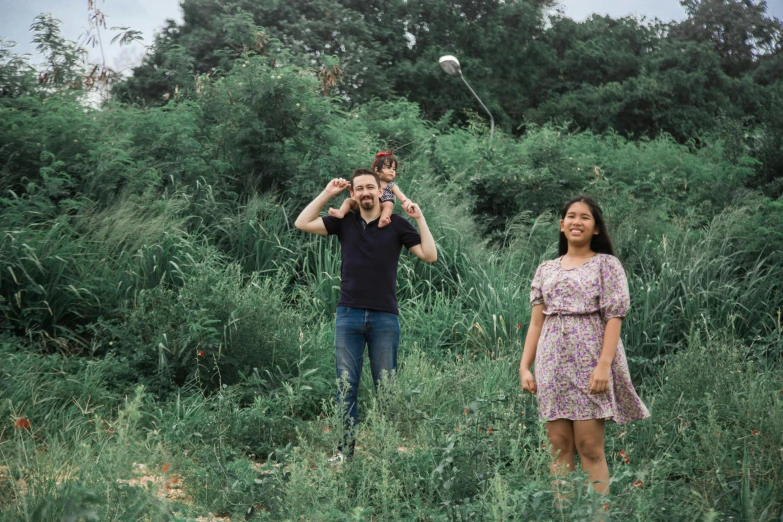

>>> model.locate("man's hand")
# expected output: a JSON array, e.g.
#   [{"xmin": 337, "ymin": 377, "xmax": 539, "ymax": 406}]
[
  {"xmin": 295, "ymin": 179, "xmax": 350, "ymax": 235},
  {"xmin": 325, "ymin": 178, "xmax": 350, "ymax": 196},
  {"xmin": 404, "ymin": 201, "xmax": 423, "ymax": 220},
  {"xmin": 405, "ymin": 201, "xmax": 437, "ymax": 263}
]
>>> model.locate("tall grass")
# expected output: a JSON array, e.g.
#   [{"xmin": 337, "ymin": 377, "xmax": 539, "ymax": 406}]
[
  {"xmin": 618, "ymin": 208, "xmax": 783, "ymax": 374},
  {"xmin": 211, "ymin": 194, "xmax": 297, "ymax": 277},
  {"xmin": 3, "ymin": 194, "xmax": 782, "ymax": 520},
  {"xmin": 0, "ymin": 216, "xmax": 110, "ymax": 343}
]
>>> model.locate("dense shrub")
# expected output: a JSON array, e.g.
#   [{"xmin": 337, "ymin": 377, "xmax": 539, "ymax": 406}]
[{"xmin": 107, "ymin": 256, "xmax": 307, "ymax": 393}]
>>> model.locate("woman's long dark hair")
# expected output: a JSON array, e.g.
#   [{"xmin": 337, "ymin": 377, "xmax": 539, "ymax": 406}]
[{"xmin": 558, "ymin": 195, "xmax": 616, "ymax": 257}]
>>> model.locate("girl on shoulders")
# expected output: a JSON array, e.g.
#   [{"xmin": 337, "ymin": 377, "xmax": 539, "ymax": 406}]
[{"xmin": 328, "ymin": 151, "xmax": 413, "ymax": 228}]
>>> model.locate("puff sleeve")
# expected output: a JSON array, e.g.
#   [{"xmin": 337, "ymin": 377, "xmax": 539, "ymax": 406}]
[
  {"xmin": 530, "ymin": 263, "xmax": 545, "ymax": 307},
  {"xmin": 599, "ymin": 255, "xmax": 630, "ymax": 321}
]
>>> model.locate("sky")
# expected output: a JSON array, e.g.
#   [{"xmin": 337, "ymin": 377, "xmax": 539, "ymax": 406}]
[{"xmin": 2, "ymin": 0, "xmax": 783, "ymax": 72}]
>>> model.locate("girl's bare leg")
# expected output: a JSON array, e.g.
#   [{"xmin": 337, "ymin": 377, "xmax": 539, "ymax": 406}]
[
  {"xmin": 378, "ymin": 201, "xmax": 394, "ymax": 228},
  {"xmin": 573, "ymin": 419, "xmax": 609, "ymax": 495},
  {"xmin": 329, "ymin": 198, "xmax": 355, "ymax": 218},
  {"xmin": 546, "ymin": 419, "xmax": 576, "ymax": 508}
]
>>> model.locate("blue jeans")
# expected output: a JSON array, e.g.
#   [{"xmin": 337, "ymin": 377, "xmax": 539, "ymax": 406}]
[{"xmin": 334, "ymin": 307, "xmax": 400, "ymax": 454}]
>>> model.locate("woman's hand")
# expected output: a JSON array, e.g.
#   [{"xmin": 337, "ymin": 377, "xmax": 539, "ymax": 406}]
[
  {"xmin": 520, "ymin": 367, "xmax": 537, "ymax": 394},
  {"xmin": 589, "ymin": 362, "xmax": 611, "ymax": 394}
]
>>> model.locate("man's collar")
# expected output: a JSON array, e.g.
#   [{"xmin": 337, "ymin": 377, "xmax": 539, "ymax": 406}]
[{"xmin": 357, "ymin": 210, "xmax": 382, "ymax": 224}]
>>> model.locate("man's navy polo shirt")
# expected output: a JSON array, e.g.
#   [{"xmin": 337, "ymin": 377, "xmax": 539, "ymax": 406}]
[{"xmin": 322, "ymin": 212, "xmax": 421, "ymax": 315}]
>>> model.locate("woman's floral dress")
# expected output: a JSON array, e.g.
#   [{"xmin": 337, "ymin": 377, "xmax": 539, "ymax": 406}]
[{"xmin": 530, "ymin": 254, "xmax": 650, "ymax": 424}]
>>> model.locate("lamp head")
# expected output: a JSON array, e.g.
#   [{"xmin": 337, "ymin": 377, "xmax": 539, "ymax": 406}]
[{"xmin": 439, "ymin": 55, "xmax": 462, "ymax": 77}]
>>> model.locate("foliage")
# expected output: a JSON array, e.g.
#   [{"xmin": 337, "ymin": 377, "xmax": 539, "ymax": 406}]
[
  {"xmin": 112, "ymin": 0, "xmax": 783, "ymax": 153},
  {"xmin": 1, "ymin": 6, "xmax": 783, "ymax": 521},
  {"xmin": 671, "ymin": 0, "xmax": 783, "ymax": 77},
  {"xmin": 109, "ymin": 256, "xmax": 307, "ymax": 393}
]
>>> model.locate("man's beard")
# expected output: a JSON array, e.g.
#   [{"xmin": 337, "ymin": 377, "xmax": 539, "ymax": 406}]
[{"xmin": 359, "ymin": 197, "xmax": 374, "ymax": 210}]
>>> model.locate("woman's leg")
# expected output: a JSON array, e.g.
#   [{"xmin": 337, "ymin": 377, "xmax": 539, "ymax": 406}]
[
  {"xmin": 573, "ymin": 419, "xmax": 609, "ymax": 495},
  {"xmin": 546, "ymin": 419, "xmax": 576, "ymax": 505}
]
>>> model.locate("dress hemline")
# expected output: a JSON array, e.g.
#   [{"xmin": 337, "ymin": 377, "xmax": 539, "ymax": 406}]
[{"xmin": 538, "ymin": 411, "xmax": 651, "ymax": 425}]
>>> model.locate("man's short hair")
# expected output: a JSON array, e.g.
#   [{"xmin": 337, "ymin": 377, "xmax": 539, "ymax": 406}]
[{"xmin": 350, "ymin": 168, "xmax": 381, "ymax": 190}]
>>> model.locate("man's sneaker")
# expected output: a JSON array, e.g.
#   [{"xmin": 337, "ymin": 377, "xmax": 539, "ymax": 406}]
[{"xmin": 327, "ymin": 453, "xmax": 345, "ymax": 466}]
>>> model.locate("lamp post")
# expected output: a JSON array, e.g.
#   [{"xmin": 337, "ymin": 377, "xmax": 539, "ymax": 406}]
[{"xmin": 438, "ymin": 55, "xmax": 494, "ymax": 139}]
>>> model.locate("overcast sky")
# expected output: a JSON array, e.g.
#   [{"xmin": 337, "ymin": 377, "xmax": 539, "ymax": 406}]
[{"xmin": 2, "ymin": 0, "xmax": 783, "ymax": 72}]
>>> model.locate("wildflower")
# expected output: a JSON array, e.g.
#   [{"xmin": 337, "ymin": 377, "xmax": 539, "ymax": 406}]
[
  {"xmin": 623, "ymin": 456, "xmax": 631, "ymax": 464},
  {"xmin": 198, "ymin": 350, "xmax": 204, "ymax": 357},
  {"xmin": 752, "ymin": 430, "xmax": 759, "ymax": 435},
  {"xmin": 487, "ymin": 428, "xmax": 493, "ymax": 435},
  {"xmin": 619, "ymin": 450, "xmax": 626, "ymax": 457},
  {"xmin": 161, "ymin": 463, "xmax": 171, "ymax": 473},
  {"xmin": 516, "ymin": 323, "xmax": 522, "ymax": 329},
  {"xmin": 541, "ymin": 444, "xmax": 546, "ymax": 449},
  {"xmin": 14, "ymin": 418, "xmax": 31, "ymax": 429},
  {"xmin": 456, "ymin": 354, "xmax": 462, "ymax": 360},
  {"xmin": 603, "ymin": 502, "xmax": 609, "ymax": 510},
  {"xmin": 463, "ymin": 409, "xmax": 469, "ymax": 415},
  {"xmin": 632, "ymin": 480, "xmax": 643, "ymax": 488}
]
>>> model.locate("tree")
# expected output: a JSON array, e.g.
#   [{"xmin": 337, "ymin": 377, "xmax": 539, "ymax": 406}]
[
  {"xmin": 670, "ymin": 0, "xmax": 783, "ymax": 76},
  {"xmin": 527, "ymin": 40, "xmax": 746, "ymax": 141},
  {"xmin": 0, "ymin": 40, "xmax": 37, "ymax": 98},
  {"xmin": 114, "ymin": 0, "xmax": 556, "ymax": 131},
  {"xmin": 29, "ymin": 14, "xmax": 89, "ymax": 89}
]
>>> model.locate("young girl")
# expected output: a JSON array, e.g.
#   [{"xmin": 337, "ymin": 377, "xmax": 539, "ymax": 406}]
[
  {"xmin": 328, "ymin": 151, "xmax": 413, "ymax": 228},
  {"xmin": 519, "ymin": 195, "xmax": 649, "ymax": 501}
]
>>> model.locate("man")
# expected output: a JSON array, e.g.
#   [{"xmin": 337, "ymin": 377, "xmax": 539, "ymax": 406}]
[{"xmin": 294, "ymin": 169, "xmax": 437, "ymax": 459}]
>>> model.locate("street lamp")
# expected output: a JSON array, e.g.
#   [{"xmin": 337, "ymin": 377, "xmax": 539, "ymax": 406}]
[{"xmin": 438, "ymin": 55, "xmax": 494, "ymax": 139}]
